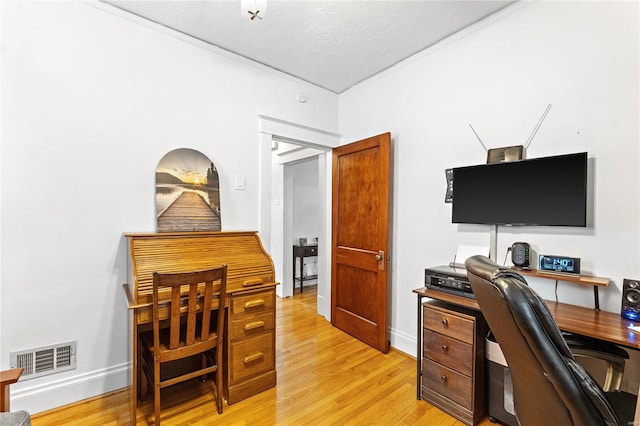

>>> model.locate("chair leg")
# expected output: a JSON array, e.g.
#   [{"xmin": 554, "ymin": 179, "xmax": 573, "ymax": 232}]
[
  {"xmin": 215, "ymin": 347, "xmax": 223, "ymax": 414},
  {"xmin": 216, "ymin": 368, "xmax": 223, "ymax": 414},
  {"xmin": 154, "ymin": 384, "xmax": 160, "ymax": 426},
  {"xmin": 154, "ymin": 361, "xmax": 161, "ymax": 426}
]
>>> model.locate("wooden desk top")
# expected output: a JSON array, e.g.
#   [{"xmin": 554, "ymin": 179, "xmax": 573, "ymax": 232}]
[{"xmin": 413, "ymin": 287, "xmax": 640, "ymax": 350}]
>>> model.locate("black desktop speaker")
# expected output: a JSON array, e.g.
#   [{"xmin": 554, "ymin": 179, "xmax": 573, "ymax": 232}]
[
  {"xmin": 511, "ymin": 242, "xmax": 530, "ymax": 268},
  {"xmin": 621, "ymin": 279, "xmax": 640, "ymax": 321}
]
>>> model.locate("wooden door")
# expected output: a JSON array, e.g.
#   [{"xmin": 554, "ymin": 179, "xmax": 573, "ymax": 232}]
[{"xmin": 331, "ymin": 133, "xmax": 391, "ymax": 353}]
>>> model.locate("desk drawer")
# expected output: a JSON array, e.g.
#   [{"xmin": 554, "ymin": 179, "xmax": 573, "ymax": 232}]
[
  {"xmin": 422, "ymin": 358, "xmax": 472, "ymax": 409},
  {"xmin": 424, "ymin": 305, "xmax": 474, "ymax": 344},
  {"xmin": 231, "ymin": 289, "xmax": 274, "ymax": 315},
  {"xmin": 302, "ymin": 246, "xmax": 317, "ymax": 256},
  {"xmin": 229, "ymin": 332, "xmax": 275, "ymax": 383},
  {"xmin": 423, "ymin": 329, "xmax": 473, "ymax": 376},
  {"xmin": 230, "ymin": 311, "xmax": 274, "ymax": 341}
]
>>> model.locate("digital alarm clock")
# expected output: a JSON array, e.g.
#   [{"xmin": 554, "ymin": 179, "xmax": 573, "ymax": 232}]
[{"xmin": 538, "ymin": 254, "xmax": 581, "ymax": 274}]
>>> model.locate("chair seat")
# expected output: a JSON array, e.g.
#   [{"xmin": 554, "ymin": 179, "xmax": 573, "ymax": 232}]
[
  {"xmin": 0, "ymin": 411, "xmax": 31, "ymax": 426},
  {"xmin": 140, "ymin": 328, "xmax": 219, "ymax": 361}
]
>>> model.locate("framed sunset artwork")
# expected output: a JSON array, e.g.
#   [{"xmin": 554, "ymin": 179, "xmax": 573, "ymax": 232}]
[{"xmin": 156, "ymin": 148, "xmax": 221, "ymax": 232}]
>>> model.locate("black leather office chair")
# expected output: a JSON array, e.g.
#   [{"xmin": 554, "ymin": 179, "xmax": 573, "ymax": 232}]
[{"xmin": 465, "ymin": 255, "xmax": 636, "ymax": 426}]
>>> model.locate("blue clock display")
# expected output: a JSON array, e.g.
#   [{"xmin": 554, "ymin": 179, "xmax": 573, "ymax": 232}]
[{"xmin": 539, "ymin": 255, "xmax": 581, "ymax": 274}]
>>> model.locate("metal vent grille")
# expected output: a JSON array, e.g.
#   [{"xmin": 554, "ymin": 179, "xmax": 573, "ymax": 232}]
[
  {"xmin": 10, "ymin": 341, "xmax": 76, "ymax": 380},
  {"xmin": 16, "ymin": 353, "xmax": 33, "ymax": 376}
]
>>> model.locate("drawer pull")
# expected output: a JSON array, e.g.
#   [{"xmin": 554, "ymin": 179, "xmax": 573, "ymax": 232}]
[
  {"xmin": 244, "ymin": 320, "xmax": 265, "ymax": 331},
  {"xmin": 441, "ymin": 345, "xmax": 449, "ymax": 352},
  {"xmin": 441, "ymin": 319, "xmax": 449, "ymax": 327},
  {"xmin": 244, "ymin": 300, "xmax": 265, "ymax": 309},
  {"xmin": 440, "ymin": 375, "xmax": 448, "ymax": 384},
  {"xmin": 244, "ymin": 352, "xmax": 264, "ymax": 364},
  {"xmin": 243, "ymin": 278, "xmax": 263, "ymax": 287}
]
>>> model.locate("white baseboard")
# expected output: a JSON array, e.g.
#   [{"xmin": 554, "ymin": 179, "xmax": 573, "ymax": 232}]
[
  {"xmin": 389, "ymin": 327, "xmax": 416, "ymax": 358},
  {"xmin": 11, "ymin": 362, "xmax": 130, "ymax": 415},
  {"xmin": 317, "ymin": 294, "xmax": 329, "ymax": 320}
]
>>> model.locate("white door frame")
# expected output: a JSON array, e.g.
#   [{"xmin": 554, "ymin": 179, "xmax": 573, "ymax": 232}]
[{"xmin": 257, "ymin": 115, "xmax": 341, "ymax": 320}]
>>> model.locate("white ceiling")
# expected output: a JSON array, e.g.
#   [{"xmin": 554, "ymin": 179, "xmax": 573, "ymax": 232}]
[{"xmin": 101, "ymin": 1, "xmax": 515, "ymax": 93}]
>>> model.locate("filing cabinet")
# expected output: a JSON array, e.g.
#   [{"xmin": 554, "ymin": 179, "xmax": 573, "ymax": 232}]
[{"xmin": 421, "ymin": 300, "xmax": 488, "ymax": 425}]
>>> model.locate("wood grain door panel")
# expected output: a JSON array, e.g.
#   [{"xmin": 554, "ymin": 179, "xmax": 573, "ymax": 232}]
[{"xmin": 331, "ymin": 133, "xmax": 391, "ymax": 353}]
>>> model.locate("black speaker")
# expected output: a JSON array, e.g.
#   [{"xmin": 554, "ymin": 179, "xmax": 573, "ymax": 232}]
[
  {"xmin": 621, "ymin": 279, "xmax": 640, "ymax": 321},
  {"xmin": 511, "ymin": 242, "xmax": 530, "ymax": 268}
]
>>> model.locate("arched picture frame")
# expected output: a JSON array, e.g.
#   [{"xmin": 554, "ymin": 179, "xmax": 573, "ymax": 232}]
[{"xmin": 156, "ymin": 148, "xmax": 221, "ymax": 232}]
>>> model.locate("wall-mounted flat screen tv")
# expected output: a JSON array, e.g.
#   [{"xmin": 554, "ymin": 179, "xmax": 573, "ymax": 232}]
[{"xmin": 451, "ymin": 152, "xmax": 587, "ymax": 227}]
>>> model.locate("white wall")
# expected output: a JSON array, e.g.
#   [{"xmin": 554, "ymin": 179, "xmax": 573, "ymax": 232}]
[
  {"xmin": 339, "ymin": 0, "xmax": 639, "ymax": 366},
  {"xmin": 0, "ymin": 1, "xmax": 337, "ymax": 413},
  {"xmin": 291, "ymin": 158, "xmax": 320, "ymax": 289},
  {"xmin": 291, "ymin": 158, "xmax": 320, "ymax": 244}
]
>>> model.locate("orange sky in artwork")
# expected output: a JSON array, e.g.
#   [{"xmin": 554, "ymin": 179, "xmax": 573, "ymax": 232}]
[
  {"xmin": 157, "ymin": 167, "xmax": 206, "ymax": 184},
  {"xmin": 157, "ymin": 148, "xmax": 213, "ymax": 185}
]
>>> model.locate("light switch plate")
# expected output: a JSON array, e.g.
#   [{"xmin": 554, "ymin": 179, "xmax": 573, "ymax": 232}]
[{"xmin": 235, "ymin": 175, "xmax": 245, "ymax": 190}]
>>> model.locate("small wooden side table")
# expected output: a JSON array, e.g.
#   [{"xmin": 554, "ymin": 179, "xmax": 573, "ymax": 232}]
[{"xmin": 293, "ymin": 244, "xmax": 318, "ymax": 293}]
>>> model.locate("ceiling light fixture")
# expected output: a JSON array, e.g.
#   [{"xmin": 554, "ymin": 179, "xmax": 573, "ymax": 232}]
[{"xmin": 241, "ymin": 0, "xmax": 266, "ymax": 21}]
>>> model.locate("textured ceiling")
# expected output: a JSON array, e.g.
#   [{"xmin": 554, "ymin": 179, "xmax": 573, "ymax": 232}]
[{"xmin": 101, "ymin": 1, "xmax": 515, "ymax": 93}]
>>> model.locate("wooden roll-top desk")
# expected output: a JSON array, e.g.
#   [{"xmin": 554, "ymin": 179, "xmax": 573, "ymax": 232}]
[{"xmin": 123, "ymin": 231, "xmax": 278, "ymax": 422}]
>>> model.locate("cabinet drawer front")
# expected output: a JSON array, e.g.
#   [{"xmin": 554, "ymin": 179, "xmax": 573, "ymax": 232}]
[
  {"xmin": 423, "ymin": 306, "xmax": 474, "ymax": 344},
  {"xmin": 230, "ymin": 311, "xmax": 274, "ymax": 341},
  {"xmin": 229, "ymin": 332, "xmax": 275, "ymax": 383},
  {"xmin": 304, "ymin": 246, "xmax": 318, "ymax": 256},
  {"xmin": 232, "ymin": 290, "xmax": 275, "ymax": 315},
  {"xmin": 422, "ymin": 358, "xmax": 472, "ymax": 409},
  {"xmin": 423, "ymin": 329, "xmax": 473, "ymax": 376}
]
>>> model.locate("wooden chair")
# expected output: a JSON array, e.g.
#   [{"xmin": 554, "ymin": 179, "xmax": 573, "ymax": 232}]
[{"xmin": 139, "ymin": 266, "xmax": 227, "ymax": 425}]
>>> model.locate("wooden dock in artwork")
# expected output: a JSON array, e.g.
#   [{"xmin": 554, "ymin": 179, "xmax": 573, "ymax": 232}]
[{"xmin": 157, "ymin": 191, "xmax": 221, "ymax": 232}]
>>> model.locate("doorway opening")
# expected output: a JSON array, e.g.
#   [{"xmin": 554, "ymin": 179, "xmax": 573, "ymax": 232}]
[
  {"xmin": 257, "ymin": 115, "xmax": 341, "ymax": 321},
  {"xmin": 286, "ymin": 154, "xmax": 320, "ymax": 296},
  {"xmin": 272, "ymin": 139, "xmax": 326, "ymax": 314}
]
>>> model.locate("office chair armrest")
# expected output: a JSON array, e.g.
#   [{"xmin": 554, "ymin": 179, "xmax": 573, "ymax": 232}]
[{"xmin": 563, "ymin": 332, "xmax": 629, "ymax": 391}]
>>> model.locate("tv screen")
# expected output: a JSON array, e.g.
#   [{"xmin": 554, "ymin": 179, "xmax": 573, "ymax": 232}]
[{"xmin": 451, "ymin": 152, "xmax": 587, "ymax": 227}]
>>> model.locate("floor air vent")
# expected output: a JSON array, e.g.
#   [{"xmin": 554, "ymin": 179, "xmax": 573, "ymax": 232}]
[{"xmin": 10, "ymin": 341, "xmax": 76, "ymax": 380}]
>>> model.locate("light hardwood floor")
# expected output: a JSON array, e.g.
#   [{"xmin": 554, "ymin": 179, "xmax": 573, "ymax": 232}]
[{"xmin": 31, "ymin": 286, "xmax": 492, "ymax": 425}]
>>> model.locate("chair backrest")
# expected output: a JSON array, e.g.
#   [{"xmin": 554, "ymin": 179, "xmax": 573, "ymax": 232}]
[
  {"xmin": 465, "ymin": 255, "xmax": 622, "ymax": 426},
  {"xmin": 152, "ymin": 266, "xmax": 227, "ymax": 353}
]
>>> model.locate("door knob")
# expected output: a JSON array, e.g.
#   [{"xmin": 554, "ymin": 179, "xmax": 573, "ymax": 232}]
[{"xmin": 375, "ymin": 250, "xmax": 385, "ymax": 270}]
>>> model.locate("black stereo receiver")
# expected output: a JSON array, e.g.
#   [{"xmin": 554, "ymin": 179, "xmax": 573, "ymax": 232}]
[{"xmin": 424, "ymin": 265, "xmax": 475, "ymax": 299}]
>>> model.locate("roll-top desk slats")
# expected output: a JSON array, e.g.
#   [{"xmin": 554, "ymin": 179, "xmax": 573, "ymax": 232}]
[{"xmin": 123, "ymin": 231, "xmax": 278, "ymax": 423}]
